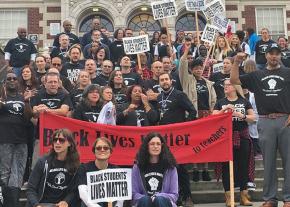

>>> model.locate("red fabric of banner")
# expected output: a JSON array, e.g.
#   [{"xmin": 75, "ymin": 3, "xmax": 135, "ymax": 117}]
[{"xmin": 39, "ymin": 112, "xmax": 233, "ymax": 165}]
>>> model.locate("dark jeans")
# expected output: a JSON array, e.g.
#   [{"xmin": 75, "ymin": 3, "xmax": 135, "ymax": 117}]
[
  {"xmin": 137, "ymin": 196, "xmax": 172, "ymax": 207},
  {"xmin": 222, "ymin": 139, "xmax": 250, "ymax": 191},
  {"xmin": 177, "ymin": 164, "xmax": 192, "ymax": 201}
]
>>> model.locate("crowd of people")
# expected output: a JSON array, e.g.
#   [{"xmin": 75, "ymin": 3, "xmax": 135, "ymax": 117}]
[{"xmin": 0, "ymin": 16, "xmax": 290, "ymax": 207}]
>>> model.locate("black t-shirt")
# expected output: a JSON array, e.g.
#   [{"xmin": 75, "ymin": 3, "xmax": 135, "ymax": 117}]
[
  {"xmin": 143, "ymin": 163, "xmax": 165, "ymax": 196},
  {"xmin": 70, "ymin": 88, "xmax": 84, "ymax": 109},
  {"xmin": 92, "ymin": 74, "xmax": 109, "ymax": 87},
  {"xmin": 50, "ymin": 47, "xmax": 70, "ymax": 62},
  {"xmin": 73, "ymin": 103, "xmax": 102, "ymax": 122},
  {"xmin": 209, "ymin": 72, "xmax": 230, "ymax": 100},
  {"xmin": 196, "ymin": 79, "xmax": 210, "ymax": 110},
  {"xmin": 240, "ymin": 67, "xmax": 290, "ymax": 115},
  {"xmin": 61, "ymin": 61, "xmax": 85, "ymax": 83},
  {"xmin": 53, "ymin": 32, "xmax": 80, "ymax": 48},
  {"xmin": 214, "ymin": 97, "xmax": 252, "ymax": 131},
  {"xmin": 281, "ymin": 48, "xmax": 290, "ymax": 68},
  {"xmin": 122, "ymin": 72, "xmax": 142, "ymax": 87},
  {"xmin": 255, "ymin": 39, "xmax": 275, "ymax": 64},
  {"xmin": 35, "ymin": 71, "xmax": 46, "ymax": 84},
  {"xmin": 113, "ymin": 88, "xmax": 128, "ymax": 105},
  {"xmin": 4, "ymin": 37, "xmax": 37, "ymax": 67},
  {"xmin": 143, "ymin": 79, "xmax": 162, "ymax": 94},
  {"xmin": 0, "ymin": 94, "xmax": 29, "ymax": 144},
  {"xmin": 41, "ymin": 160, "xmax": 74, "ymax": 203},
  {"xmin": 171, "ymin": 71, "xmax": 183, "ymax": 91}
]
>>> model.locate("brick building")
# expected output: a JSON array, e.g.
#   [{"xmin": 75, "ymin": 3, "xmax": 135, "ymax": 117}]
[{"xmin": 0, "ymin": 0, "xmax": 289, "ymax": 48}]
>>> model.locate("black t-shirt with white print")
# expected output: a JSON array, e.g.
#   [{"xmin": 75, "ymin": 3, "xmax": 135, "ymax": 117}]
[
  {"xmin": 209, "ymin": 72, "xmax": 230, "ymax": 100},
  {"xmin": 61, "ymin": 61, "xmax": 85, "ymax": 83},
  {"xmin": 122, "ymin": 72, "xmax": 142, "ymax": 87},
  {"xmin": 281, "ymin": 48, "xmax": 290, "ymax": 68},
  {"xmin": 41, "ymin": 159, "xmax": 73, "ymax": 203},
  {"xmin": 0, "ymin": 94, "xmax": 29, "ymax": 144},
  {"xmin": 196, "ymin": 79, "xmax": 210, "ymax": 110},
  {"xmin": 144, "ymin": 163, "xmax": 165, "ymax": 196},
  {"xmin": 70, "ymin": 88, "xmax": 84, "ymax": 109},
  {"xmin": 113, "ymin": 88, "xmax": 128, "ymax": 105},
  {"xmin": 214, "ymin": 96, "xmax": 252, "ymax": 131},
  {"xmin": 255, "ymin": 39, "xmax": 275, "ymax": 65},
  {"xmin": 73, "ymin": 103, "xmax": 102, "ymax": 123},
  {"xmin": 4, "ymin": 37, "xmax": 37, "ymax": 67},
  {"xmin": 239, "ymin": 67, "xmax": 290, "ymax": 115}
]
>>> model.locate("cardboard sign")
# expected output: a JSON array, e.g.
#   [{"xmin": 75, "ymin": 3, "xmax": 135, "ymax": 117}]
[
  {"xmin": 123, "ymin": 35, "xmax": 150, "ymax": 55},
  {"xmin": 185, "ymin": 0, "xmax": 206, "ymax": 11},
  {"xmin": 212, "ymin": 14, "xmax": 229, "ymax": 33},
  {"xmin": 151, "ymin": 0, "xmax": 178, "ymax": 20},
  {"xmin": 87, "ymin": 168, "xmax": 132, "ymax": 203},
  {"xmin": 49, "ymin": 23, "xmax": 61, "ymax": 36},
  {"xmin": 212, "ymin": 62, "xmax": 224, "ymax": 73},
  {"xmin": 203, "ymin": 0, "xmax": 225, "ymax": 20},
  {"xmin": 201, "ymin": 24, "xmax": 217, "ymax": 44}
]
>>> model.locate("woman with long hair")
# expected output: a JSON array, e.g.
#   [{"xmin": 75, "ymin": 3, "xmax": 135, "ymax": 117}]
[
  {"xmin": 18, "ymin": 65, "xmax": 39, "ymax": 96},
  {"xmin": 214, "ymin": 36, "xmax": 234, "ymax": 61},
  {"xmin": 108, "ymin": 70, "xmax": 128, "ymax": 105},
  {"xmin": 78, "ymin": 137, "xmax": 123, "ymax": 207},
  {"xmin": 101, "ymin": 86, "xmax": 115, "ymax": 105},
  {"xmin": 150, "ymin": 31, "xmax": 160, "ymax": 59},
  {"xmin": 116, "ymin": 85, "xmax": 158, "ymax": 126},
  {"xmin": 213, "ymin": 79, "xmax": 255, "ymax": 207},
  {"xmin": 72, "ymin": 84, "xmax": 103, "ymax": 123},
  {"xmin": 230, "ymin": 34, "xmax": 243, "ymax": 55},
  {"xmin": 26, "ymin": 128, "xmax": 80, "ymax": 207},
  {"xmin": 109, "ymin": 28, "xmax": 126, "ymax": 66},
  {"xmin": 94, "ymin": 47, "xmax": 109, "ymax": 75},
  {"xmin": 132, "ymin": 132, "xmax": 178, "ymax": 207}
]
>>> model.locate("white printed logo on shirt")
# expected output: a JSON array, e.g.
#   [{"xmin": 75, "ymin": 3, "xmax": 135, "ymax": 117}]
[{"xmin": 148, "ymin": 177, "xmax": 159, "ymax": 191}]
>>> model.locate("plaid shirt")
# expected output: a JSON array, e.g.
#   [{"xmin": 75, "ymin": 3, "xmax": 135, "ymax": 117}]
[{"xmin": 133, "ymin": 66, "xmax": 153, "ymax": 81}]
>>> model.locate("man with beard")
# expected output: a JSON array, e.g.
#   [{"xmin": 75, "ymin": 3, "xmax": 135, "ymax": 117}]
[
  {"xmin": 157, "ymin": 72, "xmax": 196, "ymax": 207},
  {"xmin": 162, "ymin": 56, "xmax": 182, "ymax": 91},
  {"xmin": 4, "ymin": 27, "xmax": 37, "ymax": 76},
  {"xmin": 52, "ymin": 20, "xmax": 80, "ymax": 48},
  {"xmin": 231, "ymin": 43, "xmax": 290, "ymax": 207},
  {"xmin": 0, "ymin": 72, "xmax": 32, "ymax": 207},
  {"xmin": 92, "ymin": 60, "xmax": 113, "ymax": 86},
  {"xmin": 120, "ymin": 56, "xmax": 142, "ymax": 87}
]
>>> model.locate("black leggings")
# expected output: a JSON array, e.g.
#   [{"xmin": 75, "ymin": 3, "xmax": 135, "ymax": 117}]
[
  {"xmin": 177, "ymin": 164, "xmax": 192, "ymax": 200},
  {"xmin": 222, "ymin": 139, "xmax": 250, "ymax": 191}
]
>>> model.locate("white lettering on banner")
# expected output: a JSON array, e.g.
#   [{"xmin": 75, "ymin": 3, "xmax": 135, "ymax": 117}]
[
  {"xmin": 201, "ymin": 24, "xmax": 217, "ymax": 45},
  {"xmin": 185, "ymin": 0, "xmax": 206, "ymax": 11},
  {"xmin": 123, "ymin": 35, "xmax": 150, "ymax": 55},
  {"xmin": 211, "ymin": 15, "xmax": 229, "ymax": 33},
  {"xmin": 151, "ymin": 0, "xmax": 178, "ymax": 20},
  {"xmin": 212, "ymin": 62, "xmax": 224, "ymax": 73},
  {"xmin": 203, "ymin": 0, "xmax": 225, "ymax": 19},
  {"xmin": 87, "ymin": 168, "xmax": 132, "ymax": 203}
]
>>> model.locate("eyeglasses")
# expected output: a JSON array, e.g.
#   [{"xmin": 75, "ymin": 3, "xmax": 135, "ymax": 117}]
[
  {"xmin": 6, "ymin": 77, "xmax": 17, "ymax": 81},
  {"xmin": 52, "ymin": 63, "xmax": 61, "ymax": 67},
  {"xmin": 53, "ymin": 137, "xmax": 66, "ymax": 144},
  {"xmin": 95, "ymin": 146, "xmax": 110, "ymax": 151}
]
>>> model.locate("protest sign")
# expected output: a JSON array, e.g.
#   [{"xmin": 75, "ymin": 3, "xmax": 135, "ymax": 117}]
[
  {"xmin": 212, "ymin": 14, "xmax": 229, "ymax": 33},
  {"xmin": 39, "ymin": 112, "xmax": 232, "ymax": 165},
  {"xmin": 151, "ymin": 0, "xmax": 178, "ymax": 20},
  {"xmin": 201, "ymin": 24, "xmax": 217, "ymax": 45},
  {"xmin": 185, "ymin": 0, "xmax": 206, "ymax": 11},
  {"xmin": 212, "ymin": 62, "xmax": 224, "ymax": 73},
  {"xmin": 87, "ymin": 168, "xmax": 132, "ymax": 203},
  {"xmin": 50, "ymin": 23, "xmax": 60, "ymax": 36},
  {"xmin": 123, "ymin": 35, "xmax": 150, "ymax": 55},
  {"xmin": 203, "ymin": 0, "xmax": 225, "ymax": 20}
]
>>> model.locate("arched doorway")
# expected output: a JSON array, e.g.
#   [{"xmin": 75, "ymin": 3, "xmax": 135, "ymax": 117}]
[
  {"xmin": 175, "ymin": 13, "xmax": 207, "ymax": 33},
  {"xmin": 128, "ymin": 13, "xmax": 161, "ymax": 35},
  {"xmin": 79, "ymin": 14, "xmax": 114, "ymax": 35}
]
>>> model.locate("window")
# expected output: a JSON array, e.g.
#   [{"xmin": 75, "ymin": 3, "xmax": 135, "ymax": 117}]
[
  {"xmin": 128, "ymin": 13, "xmax": 161, "ymax": 33},
  {"xmin": 175, "ymin": 13, "xmax": 207, "ymax": 33},
  {"xmin": 0, "ymin": 9, "xmax": 27, "ymax": 41},
  {"xmin": 79, "ymin": 15, "xmax": 114, "ymax": 33},
  {"xmin": 256, "ymin": 7, "xmax": 286, "ymax": 40}
]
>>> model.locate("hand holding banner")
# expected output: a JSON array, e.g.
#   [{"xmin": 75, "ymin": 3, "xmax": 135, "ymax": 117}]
[
  {"xmin": 123, "ymin": 35, "xmax": 150, "ymax": 55},
  {"xmin": 185, "ymin": 0, "xmax": 206, "ymax": 11},
  {"xmin": 151, "ymin": 0, "xmax": 178, "ymax": 20},
  {"xmin": 87, "ymin": 168, "xmax": 132, "ymax": 203}
]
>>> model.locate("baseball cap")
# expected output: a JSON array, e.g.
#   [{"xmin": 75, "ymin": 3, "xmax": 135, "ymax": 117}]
[{"xmin": 266, "ymin": 43, "xmax": 281, "ymax": 53}]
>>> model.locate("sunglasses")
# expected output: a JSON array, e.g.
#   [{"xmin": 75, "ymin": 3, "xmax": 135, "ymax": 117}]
[
  {"xmin": 6, "ymin": 77, "xmax": 17, "ymax": 81},
  {"xmin": 95, "ymin": 146, "xmax": 110, "ymax": 151},
  {"xmin": 53, "ymin": 137, "xmax": 66, "ymax": 144}
]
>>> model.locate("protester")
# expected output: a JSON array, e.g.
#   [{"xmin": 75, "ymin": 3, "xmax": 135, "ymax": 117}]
[
  {"xmin": 51, "ymin": 57, "xmax": 73, "ymax": 92},
  {"xmin": 132, "ymin": 132, "xmax": 178, "ymax": 207},
  {"xmin": 94, "ymin": 47, "xmax": 108, "ymax": 75},
  {"xmin": 4, "ymin": 27, "xmax": 37, "ymax": 76},
  {"xmin": 154, "ymin": 28, "xmax": 177, "ymax": 61},
  {"xmin": 231, "ymin": 44, "xmax": 290, "ymax": 207},
  {"xmin": 213, "ymin": 79, "xmax": 255, "ymax": 206},
  {"xmin": 116, "ymin": 85, "xmax": 158, "ymax": 126},
  {"xmin": 93, "ymin": 60, "xmax": 113, "ymax": 86},
  {"xmin": 109, "ymin": 28, "xmax": 126, "ymax": 66},
  {"xmin": 34, "ymin": 55, "xmax": 47, "ymax": 84},
  {"xmin": 214, "ymin": 36, "xmax": 234, "ymax": 61},
  {"xmin": 50, "ymin": 34, "xmax": 70, "ymax": 62},
  {"xmin": 0, "ymin": 72, "xmax": 32, "ymax": 207},
  {"xmin": 132, "ymin": 53, "xmax": 153, "ymax": 80},
  {"xmin": 26, "ymin": 128, "xmax": 80, "ymax": 207},
  {"xmin": 78, "ymin": 137, "xmax": 123, "ymax": 207},
  {"xmin": 277, "ymin": 36, "xmax": 290, "ymax": 68},
  {"xmin": 18, "ymin": 65, "xmax": 39, "ymax": 95},
  {"xmin": 245, "ymin": 28, "xmax": 259, "ymax": 58},
  {"xmin": 120, "ymin": 56, "xmax": 142, "ymax": 87},
  {"xmin": 108, "ymin": 70, "xmax": 128, "ymax": 105},
  {"xmin": 150, "ymin": 31, "xmax": 160, "ymax": 58}
]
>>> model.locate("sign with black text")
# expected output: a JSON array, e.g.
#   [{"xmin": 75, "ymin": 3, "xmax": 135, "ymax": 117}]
[
  {"xmin": 201, "ymin": 24, "xmax": 217, "ymax": 44},
  {"xmin": 151, "ymin": 0, "xmax": 178, "ymax": 20},
  {"xmin": 203, "ymin": 0, "xmax": 225, "ymax": 19},
  {"xmin": 123, "ymin": 35, "xmax": 150, "ymax": 55},
  {"xmin": 185, "ymin": 0, "xmax": 206, "ymax": 11},
  {"xmin": 212, "ymin": 14, "xmax": 229, "ymax": 33},
  {"xmin": 87, "ymin": 168, "xmax": 132, "ymax": 203},
  {"xmin": 212, "ymin": 62, "xmax": 224, "ymax": 73}
]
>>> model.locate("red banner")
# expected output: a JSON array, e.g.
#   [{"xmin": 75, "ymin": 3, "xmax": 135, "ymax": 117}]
[{"xmin": 40, "ymin": 112, "xmax": 233, "ymax": 165}]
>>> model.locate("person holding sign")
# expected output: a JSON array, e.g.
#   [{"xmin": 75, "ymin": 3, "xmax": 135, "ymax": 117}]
[
  {"xmin": 132, "ymin": 132, "xmax": 178, "ymax": 207},
  {"xmin": 213, "ymin": 79, "xmax": 255, "ymax": 207},
  {"xmin": 214, "ymin": 36, "xmax": 234, "ymax": 62},
  {"xmin": 77, "ymin": 137, "xmax": 123, "ymax": 207},
  {"xmin": 26, "ymin": 128, "xmax": 80, "ymax": 207}
]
